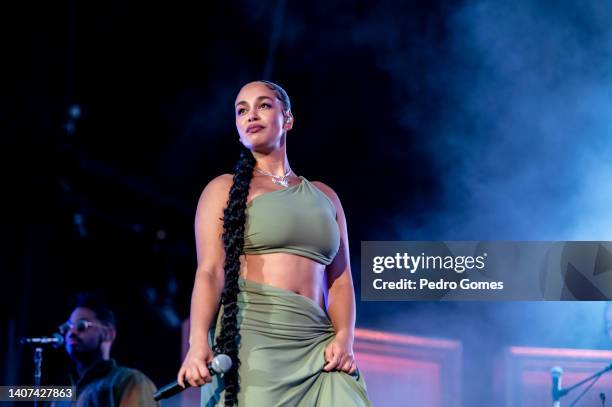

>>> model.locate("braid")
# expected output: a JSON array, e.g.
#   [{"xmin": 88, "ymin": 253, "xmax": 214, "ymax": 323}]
[
  {"xmin": 214, "ymin": 80, "xmax": 290, "ymax": 405},
  {"xmin": 215, "ymin": 146, "xmax": 255, "ymax": 406}
]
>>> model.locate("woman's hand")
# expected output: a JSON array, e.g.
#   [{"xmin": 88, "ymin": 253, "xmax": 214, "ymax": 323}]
[
  {"xmin": 177, "ymin": 342, "xmax": 215, "ymax": 388},
  {"xmin": 322, "ymin": 333, "xmax": 358, "ymax": 375}
]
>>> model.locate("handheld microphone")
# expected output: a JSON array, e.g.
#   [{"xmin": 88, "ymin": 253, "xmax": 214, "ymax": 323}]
[
  {"xmin": 20, "ymin": 333, "xmax": 64, "ymax": 348},
  {"xmin": 154, "ymin": 354, "xmax": 232, "ymax": 401},
  {"xmin": 551, "ymin": 366, "xmax": 563, "ymax": 405}
]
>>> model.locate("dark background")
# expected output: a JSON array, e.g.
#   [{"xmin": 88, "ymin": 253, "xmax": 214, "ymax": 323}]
[{"xmin": 3, "ymin": 0, "xmax": 612, "ymax": 405}]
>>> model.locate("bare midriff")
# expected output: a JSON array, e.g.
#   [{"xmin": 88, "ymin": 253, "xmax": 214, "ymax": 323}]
[{"xmin": 240, "ymin": 252, "xmax": 327, "ymax": 309}]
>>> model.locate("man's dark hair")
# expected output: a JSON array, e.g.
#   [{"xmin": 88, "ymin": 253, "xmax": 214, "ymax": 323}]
[{"xmin": 70, "ymin": 292, "xmax": 117, "ymax": 328}]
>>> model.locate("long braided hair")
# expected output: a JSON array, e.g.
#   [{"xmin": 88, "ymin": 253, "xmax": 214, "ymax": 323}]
[{"xmin": 214, "ymin": 80, "xmax": 291, "ymax": 406}]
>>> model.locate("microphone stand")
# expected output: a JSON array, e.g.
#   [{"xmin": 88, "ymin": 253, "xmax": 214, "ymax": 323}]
[
  {"xmin": 554, "ymin": 363, "xmax": 612, "ymax": 407},
  {"xmin": 33, "ymin": 347, "xmax": 43, "ymax": 407},
  {"xmin": 20, "ymin": 334, "xmax": 64, "ymax": 406}
]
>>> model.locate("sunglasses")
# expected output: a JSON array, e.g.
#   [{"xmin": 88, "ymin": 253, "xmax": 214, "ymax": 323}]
[{"xmin": 58, "ymin": 319, "xmax": 106, "ymax": 335}]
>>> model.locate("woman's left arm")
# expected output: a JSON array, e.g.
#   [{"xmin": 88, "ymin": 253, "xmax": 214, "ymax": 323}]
[{"xmin": 313, "ymin": 181, "xmax": 358, "ymax": 375}]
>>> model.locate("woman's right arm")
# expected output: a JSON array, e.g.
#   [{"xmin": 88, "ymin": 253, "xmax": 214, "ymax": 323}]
[{"xmin": 177, "ymin": 174, "xmax": 233, "ymax": 388}]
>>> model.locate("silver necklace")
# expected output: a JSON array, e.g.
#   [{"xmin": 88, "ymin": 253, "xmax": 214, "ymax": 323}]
[{"xmin": 254, "ymin": 167, "xmax": 292, "ymax": 188}]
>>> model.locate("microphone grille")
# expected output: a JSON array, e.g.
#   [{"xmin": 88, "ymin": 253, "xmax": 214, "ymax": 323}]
[
  {"xmin": 211, "ymin": 354, "xmax": 233, "ymax": 373},
  {"xmin": 551, "ymin": 366, "xmax": 563, "ymax": 377},
  {"xmin": 52, "ymin": 333, "xmax": 65, "ymax": 346}
]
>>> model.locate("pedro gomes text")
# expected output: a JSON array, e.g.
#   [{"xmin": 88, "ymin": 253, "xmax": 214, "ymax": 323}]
[{"xmin": 371, "ymin": 252, "xmax": 504, "ymax": 291}]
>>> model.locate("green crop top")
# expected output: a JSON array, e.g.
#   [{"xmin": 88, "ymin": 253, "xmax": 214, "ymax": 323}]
[{"xmin": 243, "ymin": 177, "xmax": 340, "ymax": 265}]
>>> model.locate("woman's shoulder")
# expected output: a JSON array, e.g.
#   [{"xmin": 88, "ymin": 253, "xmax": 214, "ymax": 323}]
[
  {"xmin": 198, "ymin": 174, "xmax": 234, "ymax": 203},
  {"xmin": 207, "ymin": 173, "xmax": 234, "ymax": 187},
  {"xmin": 308, "ymin": 179, "xmax": 341, "ymax": 207}
]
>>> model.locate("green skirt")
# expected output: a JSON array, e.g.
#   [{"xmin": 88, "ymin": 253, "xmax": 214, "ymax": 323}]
[{"xmin": 201, "ymin": 278, "xmax": 372, "ymax": 406}]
